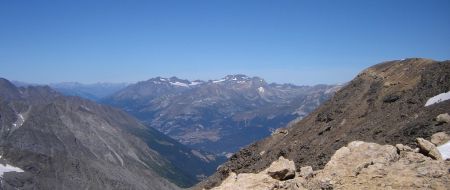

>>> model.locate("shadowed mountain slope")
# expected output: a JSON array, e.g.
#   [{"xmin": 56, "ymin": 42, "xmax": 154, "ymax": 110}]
[{"xmin": 0, "ymin": 78, "xmax": 221, "ymax": 189}]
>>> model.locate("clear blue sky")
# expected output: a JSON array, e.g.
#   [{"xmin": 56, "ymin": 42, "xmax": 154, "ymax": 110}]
[{"xmin": 1, "ymin": 0, "xmax": 449, "ymax": 85}]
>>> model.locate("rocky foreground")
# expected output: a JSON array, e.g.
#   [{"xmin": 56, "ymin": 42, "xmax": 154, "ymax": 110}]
[{"xmin": 210, "ymin": 132, "xmax": 450, "ymax": 190}]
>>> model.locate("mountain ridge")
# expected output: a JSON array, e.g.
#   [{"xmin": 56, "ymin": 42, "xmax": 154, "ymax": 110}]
[
  {"xmin": 197, "ymin": 58, "xmax": 450, "ymax": 189},
  {"xmin": 102, "ymin": 75, "xmax": 342, "ymax": 155}
]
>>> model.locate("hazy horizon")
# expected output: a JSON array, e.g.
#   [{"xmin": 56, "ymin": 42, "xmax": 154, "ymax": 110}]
[{"xmin": 10, "ymin": 72, "xmax": 348, "ymax": 86}]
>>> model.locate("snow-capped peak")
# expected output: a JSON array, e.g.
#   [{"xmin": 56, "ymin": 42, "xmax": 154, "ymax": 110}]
[
  {"xmin": 225, "ymin": 74, "xmax": 250, "ymax": 81},
  {"xmin": 150, "ymin": 77, "xmax": 205, "ymax": 87}
]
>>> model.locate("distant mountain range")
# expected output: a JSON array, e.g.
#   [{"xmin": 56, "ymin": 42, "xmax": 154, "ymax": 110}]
[
  {"xmin": 13, "ymin": 81, "xmax": 128, "ymax": 101},
  {"xmin": 0, "ymin": 78, "xmax": 224, "ymax": 189},
  {"xmin": 101, "ymin": 75, "xmax": 342, "ymax": 155}
]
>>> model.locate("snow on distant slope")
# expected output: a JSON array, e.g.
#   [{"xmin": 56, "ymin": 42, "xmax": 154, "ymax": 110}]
[
  {"xmin": 425, "ymin": 91, "xmax": 450, "ymax": 107},
  {"xmin": 0, "ymin": 163, "xmax": 24, "ymax": 177},
  {"xmin": 170, "ymin": 81, "xmax": 189, "ymax": 87},
  {"xmin": 12, "ymin": 113, "xmax": 25, "ymax": 128},
  {"xmin": 258, "ymin": 87, "xmax": 265, "ymax": 93},
  {"xmin": 212, "ymin": 79, "xmax": 226, "ymax": 83},
  {"xmin": 189, "ymin": 81, "xmax": 203, "ymax": 86}
]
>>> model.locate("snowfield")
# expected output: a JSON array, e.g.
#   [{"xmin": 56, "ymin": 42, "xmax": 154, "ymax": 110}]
[
  {"xmin": 425, "ymin": 91, "xmax": 450, "ymax": 107},
  {"xmin": 438, "ymin": 141, "xmax": 450, "ymax": 160}
]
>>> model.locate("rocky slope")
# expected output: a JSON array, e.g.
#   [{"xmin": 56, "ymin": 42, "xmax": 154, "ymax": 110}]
[
  {"xmin": 0, "ymin": 78, "xmax": 220, "ymax": 189},
  {"xmin": 198, "ymin": 58, "xmax": 450, "ymax": 189},
  {"xmin": 210, "ymin": 134, "xmax": 450, "ymax": 190},
  {"xmin": 102, "ymin": 75, "xmax": 341, "ymax": 154}
]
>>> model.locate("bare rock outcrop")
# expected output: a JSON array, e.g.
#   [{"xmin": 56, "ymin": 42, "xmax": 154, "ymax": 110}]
[
  {"xmin": 416, "ymin": 138, "xmax": 443, "ymax": 160},
  {"xmin": 210, "ymin": 139, "xmax": 450, "ymax": 190}
]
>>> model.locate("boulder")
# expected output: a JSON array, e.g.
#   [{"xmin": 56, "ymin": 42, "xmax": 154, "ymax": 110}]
[
  {"xmin": 416, "ymin": 138, "xmax": 442, "ymax": 160},
  {"xmin": 266, "ymin": 156, "xmax": 296, "ymax": 180},
  {"xmin": 436, "ymin": 113, "xmax": 450, "ymax": 124},
  {"xmin": 431, "ymin": 132, "xmax": 450, "ymax": 146}
]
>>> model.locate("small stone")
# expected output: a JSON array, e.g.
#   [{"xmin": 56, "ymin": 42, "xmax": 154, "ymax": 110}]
[
  {"xmin": 436, "ymin": 113, "xmax": 450, "ymax": 124},
  {"xmin": 300, "ymin": 166, "xmax": 314, "ymax": 178},
  {"xmin": 431, "ymin": 132, "xmax": 450, "ymax": 146},
  {"xmin": 416, "ymin": 138, "xmax": 442, "ymax": 160}
]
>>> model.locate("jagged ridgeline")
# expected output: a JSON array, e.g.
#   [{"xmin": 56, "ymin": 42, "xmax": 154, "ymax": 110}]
[
  {"xmin": 198, "ymin": 58, "xmax": 450, "ymax": 189},
  {"xmin": 0, "ymin": 78, "xmax": 222, "ymax": 189}
]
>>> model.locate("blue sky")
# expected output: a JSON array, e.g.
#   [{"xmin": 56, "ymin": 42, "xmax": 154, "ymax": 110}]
[{"xmin": 0, "ymin": 0, "xmax": 449, "ymax": 85}]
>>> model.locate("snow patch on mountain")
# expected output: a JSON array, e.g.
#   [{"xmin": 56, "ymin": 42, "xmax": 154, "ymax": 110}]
[
  {"xmin": 258, "ymin": 87, "xmax": 265, "ymax": 93},
  {"xmin": 0, "ymin": 163, "xmax": 24, "ymax": 177},
  {"xmin": 212, "ymin": 79, "xmax": 226, "ymax": 83},
  {"xmin": 170, "ymin": 81, "xmax": 189, "ymax": 87},
  {"xmin": 425, "ymin": 91, "xmax": 450, "ymax": 107},
  {"xmin": 189, "ymin": 81, "xmax": 203, "ymax": 86},
  {"xmin": 12, "ymin": 113, "xmax": 25, "ymax": 128}
]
